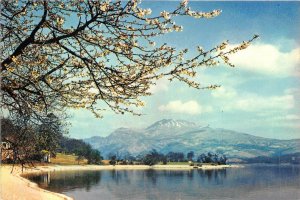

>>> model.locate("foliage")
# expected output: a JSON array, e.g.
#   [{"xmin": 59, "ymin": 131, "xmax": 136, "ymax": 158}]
[
  {"xmin": 166, "ymin": 151, "xmax": 185, "ymax": 162},
  {"xmin": 102, "ymin": 150, "xmax": 228, "ymax": 165},
  {"xmin": 108, "ymin": 155, "xmax": 117, "ymax": 165},
  {"xmin": 34, "ymin": 113, "xmax": 66, "ymax": 155},
  {"xmin": 59, "ymin": 137, "xmax": 102, "ymax": 164},
  {"xmin": 1, "ymin": 116, "xmax": 37, "ymax": 166},
  {"xmin": 1, "ymin": 113, "xmax": 65, "ymax": 170},
  {"xmin": 197, "ymin": 152, "xmax": 227, "ymax": 164},
  {"xmin": 187, "ymin": 151, "xmax": 194, "ymax": 161},
  {"xmin": 142, "ymin": 149, "xmax": 166, "ymax": 166},
  {"xmin": 87, "ymin": 149, "xmax": 102, "ymax": 164},
  {"xmin": 1, "ymin": 0, "xmax": 258, "ymax": 120}
]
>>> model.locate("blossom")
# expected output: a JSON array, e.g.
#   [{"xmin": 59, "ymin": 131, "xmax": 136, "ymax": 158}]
[
  {"xmin": 145, "ymin": 8, "xmax": 152, "ymax": 15},
  {"xmin": 31, "ymin": 70, "xmax": 40, "ymax": 79},
  {"xmin": 160, "ymin": 11, "xmax": 170, "ymax": 20},
  {"xmin": 173, "ymin": 25, "xmax": 183, "ymax": 32},
  {"xmin": 197, "ymin": 46, "xmax": 204, "ymax": 52},
  {"xmin": 11, "ymin": 56, "xmax": 18, "ymax": 63},
  {"xmin": 100, "ymin": 3, "xmax": 108, "ymax": 12},
  {"xmin": 7, "ymin": 67, "xmax": 15, "ymax": 72},
  {"xmin": 218, "ymin": 41, "xmax": 228, "ymax": 50},
  {"xmin": 1, "ymin": 0, "xmax": 257, "ymax": 120},
  {"xmin": 181, "ymin": 0, "xmax": 188, "ymax": 7},
  {"xmin": 56, "ymin": 17, "xmax": 64, "ymax": 26},
  {"xmin": 149, "ymin": 41, "xmax": 156, "ymax": 46},
  {"xmin": 240, "ymin": 41, "xmax": 250, "ymax": 49}
]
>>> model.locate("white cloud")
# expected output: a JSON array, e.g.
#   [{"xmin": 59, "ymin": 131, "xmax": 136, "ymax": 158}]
[
  {"xmin": 265, "ymin": 114, "xmax": 300, "ymax": 122},
  {"xmin": 285, "ymin": 88, "xmax": 300, "ymax": 96},
  {"xmin": 148, "ymin": 78, "xmax": 170, "ymax": 93},
  {"xmin": 285, "ymin": 114, "xmax": 300, "ymax": 120},
  {"xmin": 284, "ymin": 88, "xmax": 300, "ymax": 112},
  {"xmin": 210, "ymin": 85, "xmax": 296, "ymax": 113},
  {"xmin": 223, "ymin": 94, "xmax": 295, "ymax": 112},
  {"xmin": 211, "ymin": 86, "xmax": 237, "ymax": 99},
  {"xmin": 159, "ymin": 100, "xmax": 212, "ymax": 115},
  {"xmin": 228, "ymin": 43, "xmax": 300, "ymax": 77},
  {"xmin": 236, "ymin": 95, "xmax": 294, "ymax": 111}
]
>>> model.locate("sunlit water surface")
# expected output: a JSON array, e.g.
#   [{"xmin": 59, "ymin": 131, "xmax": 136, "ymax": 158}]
[{"xmin": 26, "ymin": 165, "xmax": 300, "ymax": 200}]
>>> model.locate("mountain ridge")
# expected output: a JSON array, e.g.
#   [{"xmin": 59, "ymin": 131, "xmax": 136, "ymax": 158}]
[{"xmin": 84, "ymin": 119, "xmax": 300, "ymax": 160}]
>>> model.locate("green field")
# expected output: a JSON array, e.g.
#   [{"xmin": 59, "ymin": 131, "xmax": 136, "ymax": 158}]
[{"xmin": 51, "ymin": 153, "xmax": 88, "ymax": 165}]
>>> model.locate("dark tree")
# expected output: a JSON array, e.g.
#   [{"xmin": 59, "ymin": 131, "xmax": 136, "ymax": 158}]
[
  {"xmin": 187, "ymin": 151, "xmax": 194, "ymax": 161},
  {"xmin": 142, "ymin": 149, "xmax": 161, "ymax": 166},
  {"xmin": 166, "ymin": 151, "xmax": 185, "ymax": 162},
  {"xmin": 87, "ymin": 149, "xmax": 102, "ymax": 164},
  {"xmin": 59, "ymin": 136, "xmax": 102, "ymax": 164},
  {"xmin": 197, "ymin": 153, "xmax": 206, "ymax": 163},
  {"xmin": 197, "ymin": 152, "xmax": 227, "ymax": 165},
  {"xmin": 219, "ymin": 155, "xmax": 227, "ymax": 165},
  {"xmin": 35, "ymin": 113, "xmax": 65, "ymax": 156},
  {"xmin": 76, "ymin": 155, "xmax": 85, "ymax": 164},
  {"xmin": 1, "ymin": 113, "xmax": 65, "ymax": 171},
  {"xmin": 109, "ymin": 154, "xmax": 117, "ymax": 166}
]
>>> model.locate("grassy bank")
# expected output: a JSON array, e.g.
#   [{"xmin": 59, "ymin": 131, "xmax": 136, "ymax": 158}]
[{"xmin": 51, "ymin": 153, "xmax": 88, "ymax": 165}]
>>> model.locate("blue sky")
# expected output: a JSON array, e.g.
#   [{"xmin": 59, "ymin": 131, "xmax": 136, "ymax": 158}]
[{"xmin": 68, "ymin": 1, "xmax": 300, "ymax": 140}]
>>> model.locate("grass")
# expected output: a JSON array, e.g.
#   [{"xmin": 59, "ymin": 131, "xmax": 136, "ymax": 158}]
[{"xmin": 51, "ymin": 153, "xmax": 88, "ymax": 165}]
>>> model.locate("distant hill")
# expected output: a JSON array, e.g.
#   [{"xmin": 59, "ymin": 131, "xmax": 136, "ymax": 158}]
[
  {"xmin": 84, "ymin": 119, "xmax": 300, "ymax": 162},
  {"xmin": 244, "ymin": 152, "xmax": 300, "ymax": 164}
]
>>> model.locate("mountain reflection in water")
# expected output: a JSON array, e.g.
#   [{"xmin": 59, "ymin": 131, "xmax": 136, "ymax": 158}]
[{"xmin": 26, "ymin": 165, "xmax": 300, "ymax": 200}]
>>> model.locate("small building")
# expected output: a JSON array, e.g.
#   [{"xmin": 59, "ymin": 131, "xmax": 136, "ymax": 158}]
[
  {"xmin": 1, "ymin": 141, "xmax": 11, "ymax": 149},
  {"xmin": 40, "ymin": 150, "xmax": 51, "ymax": 163},
  {"xmin": 1, "ymin": 141, "xmax": 13, "ymax": 162}
]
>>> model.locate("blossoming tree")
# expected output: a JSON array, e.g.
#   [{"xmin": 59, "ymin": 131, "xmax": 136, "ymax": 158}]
[{"xmin": 1, "ymin": 0, "xmax": 258, "ymax": 119}]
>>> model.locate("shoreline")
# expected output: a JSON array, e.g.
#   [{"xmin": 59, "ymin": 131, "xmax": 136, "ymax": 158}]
[
  {"xmin": 0, "ymin": 164, "xmax": 241, "ymax": 200},
  {"xmin": 0, "ymin": 165, "xmax": 73, "ymax": 200},
  {"xmin": 24, "ymin": 163, "xmax": 242, "ymax": 173}
]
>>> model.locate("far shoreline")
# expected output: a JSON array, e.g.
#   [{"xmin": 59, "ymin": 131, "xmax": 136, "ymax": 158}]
[
  {"xmin": 0, "ymin": 164, "xmax": 242, "ymax": 200},
  {"xmin": 22, "ymin": 163, "xmax": 243, "ymax": 176}
]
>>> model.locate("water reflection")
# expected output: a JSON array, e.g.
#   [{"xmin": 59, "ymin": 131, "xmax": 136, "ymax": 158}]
[
  {"xmin": 197, "ymin": 169, "xmax": 227, "ymax": 183},
  {"xmin": 27, "ymin": 165, "xmax": 300, "ymax": 200},
  {"xmin": 28, "ymin": 170, "xmax": 102, "ymax": 192}
]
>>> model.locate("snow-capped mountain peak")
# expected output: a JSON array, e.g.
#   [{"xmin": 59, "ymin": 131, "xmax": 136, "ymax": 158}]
[{"xmin": 146, "ymin": 119, "xmax": 198, "ymax": 130}]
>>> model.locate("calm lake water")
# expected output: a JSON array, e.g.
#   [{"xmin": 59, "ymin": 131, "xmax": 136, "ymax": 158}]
[{"xmin": 26, "ymin": 165, "xmax": 300, "ymax": 200}]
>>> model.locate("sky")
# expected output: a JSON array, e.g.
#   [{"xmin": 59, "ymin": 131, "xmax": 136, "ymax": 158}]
[{"xmin": 68, "ymin": 1, "xmax": 300, "ymax": 140}]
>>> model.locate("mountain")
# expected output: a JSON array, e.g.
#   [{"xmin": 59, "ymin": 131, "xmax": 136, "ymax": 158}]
[{"xmin": 84, "ymin": 119, "xmax": 300, "ymax": 161}]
